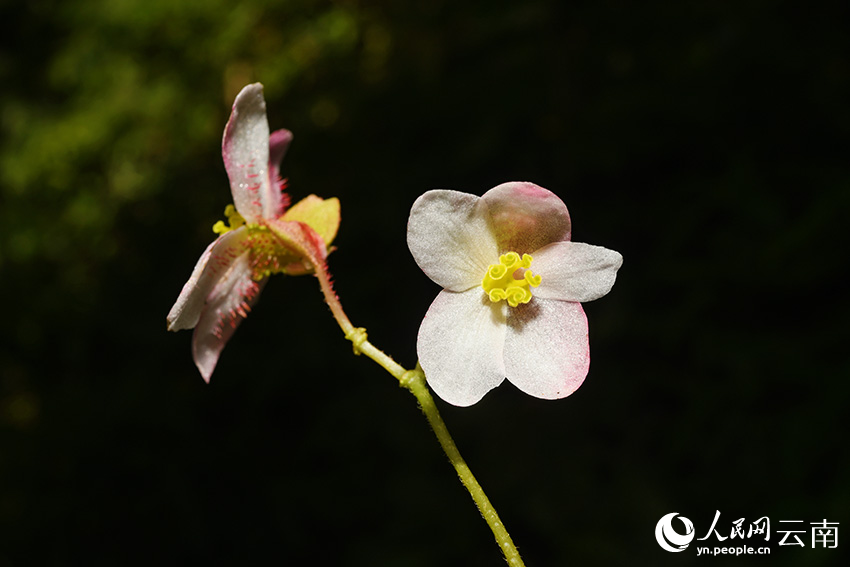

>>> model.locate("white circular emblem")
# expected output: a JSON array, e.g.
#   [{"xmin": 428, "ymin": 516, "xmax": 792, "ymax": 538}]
[{"xmin": 655, "ymin": 512, "xmax": 695, "ymax": 552}]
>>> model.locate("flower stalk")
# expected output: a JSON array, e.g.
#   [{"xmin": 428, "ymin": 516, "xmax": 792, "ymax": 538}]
[
  {"xmin": 403, "ymin": 367, "xmax": 525, "ymax": 567},
  {"xmin": 311, "ymin": 258, "xmax": 526, "ymax": 567}
]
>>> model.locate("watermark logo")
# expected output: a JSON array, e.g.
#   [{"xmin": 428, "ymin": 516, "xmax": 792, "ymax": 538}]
[
  {"xmin": 654, "ymin": 510, "xmax": 839, "ymax": 557},
  {"xmin": 655, "ymin": 513, "xmax": 695, "ymax": 552}
]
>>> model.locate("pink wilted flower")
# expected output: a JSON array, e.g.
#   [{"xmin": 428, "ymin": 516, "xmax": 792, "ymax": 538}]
[
  {"xmin": 407, "ymin": 182, "xmax": 622, "ymax": 406},
  {"xmin": 167, "ymin": 83, "xmax": 340, "ymax": 381}
]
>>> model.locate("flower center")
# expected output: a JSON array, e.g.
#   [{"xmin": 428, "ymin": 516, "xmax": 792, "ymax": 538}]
[
  {"xmin": 212, "ymin": 205, "xmax": 305, "ymax": 280},
  {"xmin": 212, "ymin": 204, "xmax": 246, "ymax": 234},
  {"xmin": 243, "ymin": 224, "xmax": 303, "ymax": 280},
  {"xmin": 481, "ymin": 252, "xmax": 542, "ymax": 307}
]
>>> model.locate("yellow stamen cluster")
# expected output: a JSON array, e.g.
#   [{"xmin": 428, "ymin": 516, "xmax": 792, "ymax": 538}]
[
  {"xmin": 212, "ymin": 204, "xmax": 246, "ymax": 234},
  {"xmin": 481, "ymin": 252, "xmax": 542, "ymax": 307}
]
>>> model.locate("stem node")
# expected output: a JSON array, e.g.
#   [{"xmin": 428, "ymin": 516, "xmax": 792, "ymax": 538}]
[{"xmin": 344, "ymin": 327, "xmax": 368, "ymax": 355}]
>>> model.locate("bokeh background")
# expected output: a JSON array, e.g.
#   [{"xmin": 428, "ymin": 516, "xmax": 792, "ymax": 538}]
[{"xmin": 2, "ymin": 0, "xmax": 848, "ymax": 565}]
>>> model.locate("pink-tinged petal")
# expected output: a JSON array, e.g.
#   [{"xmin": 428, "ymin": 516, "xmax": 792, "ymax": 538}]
[
  {"xmin": 268, "ymin": 128, "xmax": 293, "ymax": 217},
  {"xmin": 222, "ymin": 83, "xmax": 274, "ymax": 223},
  {"xmin": 504, "ymin": 299, "xmax": 589, "ymax": 400},
  {"xmin": 418, "ymin": 288, "xmax": 507, "ymax": 407},
  {"xmin": 481, "ymin": 182, "xmax": 571, "ymax": 254},
  {"xmin": 532, "ymin": 241, "xmax": 623, "ymax": 302},
  {"xmin": 407, "ymin": 190, "xmax": 499, "ymax": 292},
  {"xmin": 191, "ymin": 251, "xmax": 267, "ymax": 382},
  {"xmin": 167, "ymin": 227, "xmax": 251, "ymax": 331}
]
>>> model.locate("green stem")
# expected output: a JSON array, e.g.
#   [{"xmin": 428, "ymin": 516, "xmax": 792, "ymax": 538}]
[
  {"xmin": 314, "ymin": 263, "xmax": 526, "ymax": 566},
  {"xmin": 402, "ymin": 368, "xmax": 525, "ymax": 567}
]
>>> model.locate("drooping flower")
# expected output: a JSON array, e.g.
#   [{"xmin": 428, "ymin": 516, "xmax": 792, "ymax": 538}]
[
  {"xmin": 407, "ymin": 182, "xmax": 622, "ymax": 406},
  {"xmin": 167, "ymin": 83, "xmax": 340, "ymax": 381}
]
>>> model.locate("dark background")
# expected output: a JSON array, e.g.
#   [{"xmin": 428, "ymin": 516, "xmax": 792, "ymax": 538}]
[{"xmin": 1, "ymin": 0, "xmax": 847, "ymax": 565}]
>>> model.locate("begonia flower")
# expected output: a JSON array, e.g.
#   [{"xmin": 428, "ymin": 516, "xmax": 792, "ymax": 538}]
[
  {"xmin": 167, "ymin": 83, "xmax": 340, "ymax": 381},
  {"xmin": 407, "ymin": 182, "xmax": 622, "ymax": 406}
]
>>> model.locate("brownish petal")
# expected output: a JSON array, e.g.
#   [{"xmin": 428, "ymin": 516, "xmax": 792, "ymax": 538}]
[{"xmin": 481, "ymin": 182, "xmax": 571, "ymax": 254}]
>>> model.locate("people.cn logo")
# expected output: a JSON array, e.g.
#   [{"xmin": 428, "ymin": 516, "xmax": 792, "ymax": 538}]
[{"xmin": 655, "ymin": 513, "xmax": 695, "ymax": 552}]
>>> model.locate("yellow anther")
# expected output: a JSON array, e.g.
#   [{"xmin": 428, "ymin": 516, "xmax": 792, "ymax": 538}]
[
  {"xmin": 481, "ymin": 252, "xmax": 541, "ymax": 307},
  {"xmin": 212, "ymin": 204, "xmax": 246, "ymax": 234}
]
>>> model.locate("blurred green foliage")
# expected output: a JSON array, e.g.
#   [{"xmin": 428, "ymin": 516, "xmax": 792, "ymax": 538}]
[
  {"xmin": 1, "ymin": 0, "xmax": 362, "ymax": 293},
  {"xmin": 1, "ymin": 0, "xmax": 849, "ymax": 565}
]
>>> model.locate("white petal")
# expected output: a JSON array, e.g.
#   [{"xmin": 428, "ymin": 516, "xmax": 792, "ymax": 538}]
[
  {"xmin": 166, "ymin": 227, "xmax": 250, "ymax": 331},
  {"xmin": 532, "ymin": 241, "xmax": 623, "ymax": 302},
  {"xmin": 504, "ymin": 299, "xmax": 589, "ymax": 400},
  {"xmin": 222, "ymin": 83, "xmax": 276, "ymax": 222},
  {"xmin": 407, "ymin": 190, "xmax": 499, "ymax": 292},
  {"xmin": 417, "ymin": 288, "xmax": 507, "ymax": 406},
  {"xmin": 192, "ymin": 253, "xmax": 267, "ymax": 382}
]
